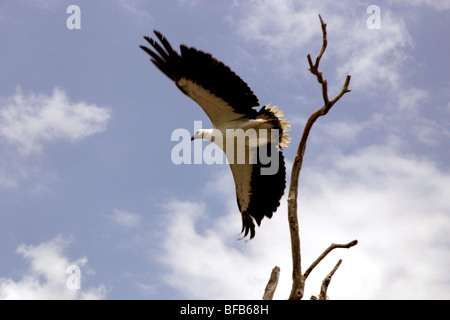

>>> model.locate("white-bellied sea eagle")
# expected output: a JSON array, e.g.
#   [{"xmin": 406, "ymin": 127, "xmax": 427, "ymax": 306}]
[{"xmin": 140, "ymin": 31, "xmax": 291, "ymax": 239}]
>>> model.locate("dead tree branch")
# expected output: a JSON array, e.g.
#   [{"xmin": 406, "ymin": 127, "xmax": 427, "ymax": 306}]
[
  {"xmin": 303, "ymin": 240, "xmax": 358, "ymax": 281},
  {"xmin": 286, "ymin": 14, "xmax": 353, "ymax": 300},
  {"xmin": 262, "ymin": 266, "xmax": 281, "ymax": 300},
  {"xmin": 319, "ymin": 259, "xmax": 343, "ymax": 300}
]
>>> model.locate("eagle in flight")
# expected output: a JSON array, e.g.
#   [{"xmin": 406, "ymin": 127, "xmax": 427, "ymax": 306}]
[{"xmin": 140, "ymin": 31, "xmax": 290, "ymax": 238}]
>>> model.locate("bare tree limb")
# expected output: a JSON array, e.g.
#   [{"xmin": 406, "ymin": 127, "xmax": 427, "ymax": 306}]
[
  {"xmin": 307, "ymin": 15, "xmax": 351, "ymax": 113},
  {"xmin": 303, "ymin": 240, "xmax": 358, "ymax": 281},
  {"xmin": 262, "ymin": 266, "xmax": 280, "ymax": 300},
  {"xmin": 264, "ymin": 14, "xmax": 355, "ymax": 301},
  {"xmin": 319, "ymin": 259, "xmax": 343, "ymax": 300},
  {"xmin": 287, "ymin": 14, "xmax": 352, "ymax": 300}
]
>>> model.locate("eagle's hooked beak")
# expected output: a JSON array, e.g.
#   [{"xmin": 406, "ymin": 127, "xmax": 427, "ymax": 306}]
[{"xmin": 190, "ymin": 135, "xmax": 195, "ymax": 141}]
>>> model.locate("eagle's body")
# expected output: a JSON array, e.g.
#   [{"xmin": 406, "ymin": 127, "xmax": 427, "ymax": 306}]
[{"xmin": 140, "ymin": 31, "xmax": 290, "ymax": 238}]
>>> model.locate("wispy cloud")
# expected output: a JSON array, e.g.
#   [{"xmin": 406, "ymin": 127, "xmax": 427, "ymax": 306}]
[
  {"xmin": 0, "ymin": 87, "xmax": 111, "ymax": 156},
  {"xmin": 27, "ymin": 0, "xmax": 62, "ymax": 11},
  {"xmin": 0, "ymin": 236, "xmax": 107, "ymax": 299},
  {"xmin": 232, "ymin": 0, "xmax": 413, "ymax": 92},
  {"xmin": 390, "ymin": 0, "xmax": 450, "ymax": 10},
  {"xmin": 108, "ymin": 209, "xmax": 141, "ymax": 228},
  {"xmin": 234, "ymin": 0, "xmax": 321, "ymax": 52},
  {"xmin": 333, "ymin": 9, "xmax": 412, "ymax": 92},
  {"xmin": 116, "ymin": 0, "xmax": 153, "ymax": 22}
]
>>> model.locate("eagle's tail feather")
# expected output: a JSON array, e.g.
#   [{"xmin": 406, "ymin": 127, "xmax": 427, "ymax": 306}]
[{"xmin": 257, "ymin": 104, "xmax": 291, "ymax": 149}]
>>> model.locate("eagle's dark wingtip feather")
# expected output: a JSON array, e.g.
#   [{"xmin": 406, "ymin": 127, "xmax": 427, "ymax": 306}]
[
  {"xmin": 153, "ymin": 30, "xmax": 163, "ymax": 39},
  {"xmin": 140, "ymin": 31, "xmax": 181, "ymax": 82},
  {"xmin": 241, "ymin": 214, "xmax": 256, "ymax": 240},
  {"xmin": 142, "ymin": 35, "xmax": 156, "ymax": 47},
  {"xmin": 139, "ymin": 45, "xmax": 152, "ymax": 55},
  {"xmin": 141, "ymin": 31, "xmax": 259, "ymax": 115}
]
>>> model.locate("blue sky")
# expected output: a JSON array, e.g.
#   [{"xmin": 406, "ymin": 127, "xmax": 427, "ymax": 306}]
[{"xmin": 0, "ymin": 0, "xmax": 449, "ymax": 299}]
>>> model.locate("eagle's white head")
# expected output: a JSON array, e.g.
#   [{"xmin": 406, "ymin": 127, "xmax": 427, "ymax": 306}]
[{"xmin": 191, "ymin": 129, "xmax": 216, "ymax": 142}]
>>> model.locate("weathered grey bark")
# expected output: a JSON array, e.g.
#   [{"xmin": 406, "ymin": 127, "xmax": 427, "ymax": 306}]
[
  {"xmin": 318, "ymin": 259, "xmax": 343, "ymax": 300},
  {"xmin": 262, "ymin": 266, "xmax": 280, "ymax": 300}
]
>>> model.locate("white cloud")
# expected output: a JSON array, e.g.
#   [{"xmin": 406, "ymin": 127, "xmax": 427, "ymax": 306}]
[
  {"xmin": 158, "ymin": 141, "xmax": 450, "ymax": 299},
  {"xmin": 232, "ymin": 1, "xmax": 413, "ymax": 92},
  {"xmin": 108, "ymin": 209, "xmax": 141, "ymax": 228},
  {"xmin": 334, "ymin": 9, "xmax": 412, "ymax": 91},
  {"xmin": 159, "ymin": 200, "xmax": 271, "ymax": 299},
  {"xmin": 234, "ymin": 0, "xmax": 321, "ymax": 56},
  {"xmin": 0, "ymin": 236, "xmax": 107, "ymax": 299},
  {"xmin": 315, "ymin": 120, "xmax": 365, "ymax": 145},
  {"xmin": 396, "ymin": 87, "xmax": 428, "ymax": 113},
  {"xmin": 0, "ymin": 87, "xmax": 111, "ymax": 155}
]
